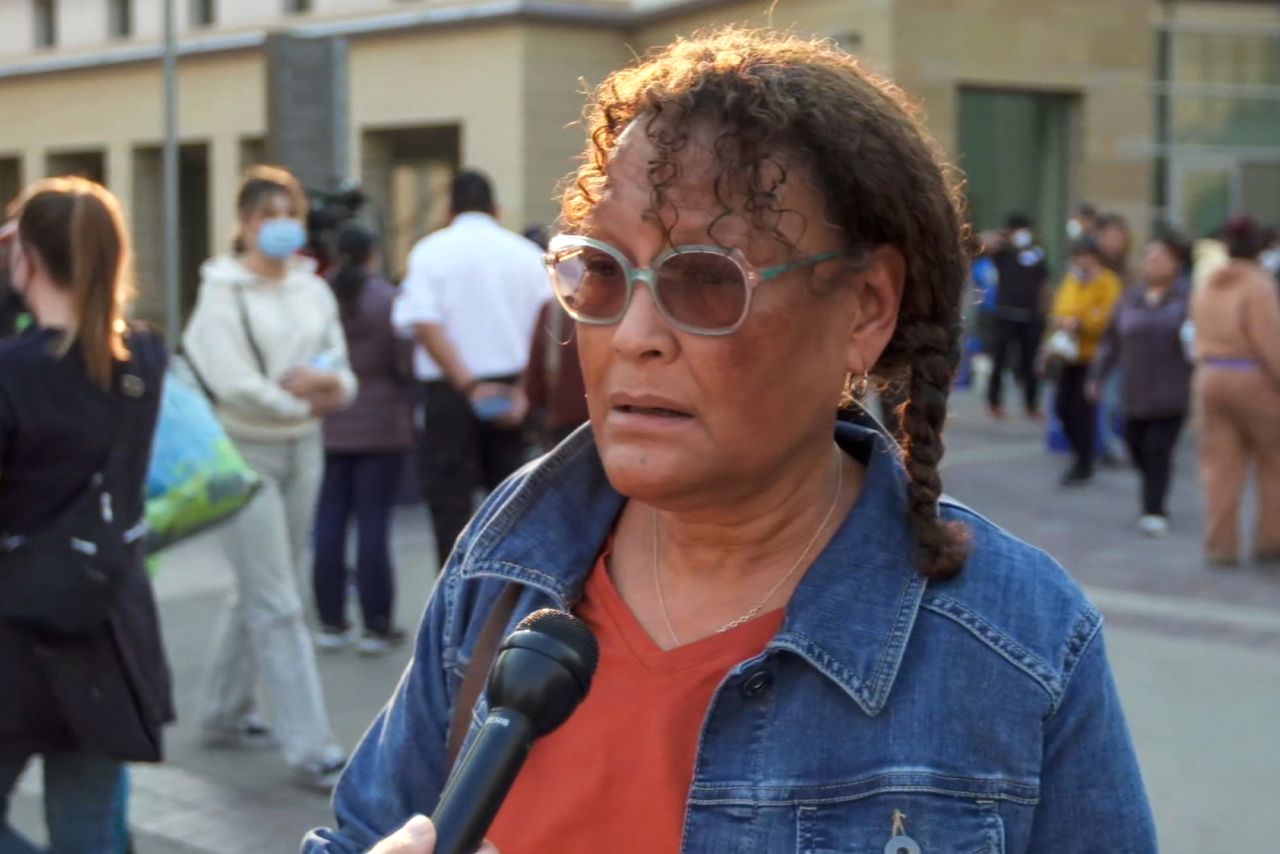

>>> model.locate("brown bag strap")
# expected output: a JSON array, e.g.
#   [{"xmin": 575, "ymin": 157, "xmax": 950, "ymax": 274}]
[{"xmin": 446, "ymin": 584, "xmax": 523, "ymax": 770}]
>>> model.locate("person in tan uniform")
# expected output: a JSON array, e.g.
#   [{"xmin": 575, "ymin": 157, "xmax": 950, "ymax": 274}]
[{"xmin": 1190, "ymin": 216, "xmax": 1280, "ymax": 566}]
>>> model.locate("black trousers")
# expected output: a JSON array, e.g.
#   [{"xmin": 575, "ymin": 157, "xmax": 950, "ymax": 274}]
[
  {"xmin": 418, "ymin": 379, "xmax": 527, "ymax": 567},
  {"xmin": 1124, "ymin": 414, "xmax": 1185, "ymax": 517},
  {"xmin": 1055, "ymin": 364, "xmax": 1096, "ymax": 474},
  {"xmin": 987, "ymin": 318, "xmax": 1043, "ymax": 412}
]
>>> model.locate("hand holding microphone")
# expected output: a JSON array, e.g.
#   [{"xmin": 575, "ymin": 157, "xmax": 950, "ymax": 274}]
[{"xmin": 370, "ymin": 607, "xmax": 599, "ymax": 854}]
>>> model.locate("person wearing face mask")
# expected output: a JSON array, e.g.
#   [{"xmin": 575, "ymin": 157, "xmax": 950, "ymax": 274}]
[
  {"xmin": 1065, "ymin": 203, "xmax": 1098, "ymax": 242},
  {"xmin": 182, "ymin": 165, "xmax": 356, "ymax": 791},
  {"xmin": 1089, "ymin": 232, "xmax": 1193, "ymax": 537},
  {"xmin": 987, "ymin": 213, "xmax": 1050, "ymax": 419},
  {"xmin": 1050, "ymin": 238, "xmax": 1123, "ymax": 485}
]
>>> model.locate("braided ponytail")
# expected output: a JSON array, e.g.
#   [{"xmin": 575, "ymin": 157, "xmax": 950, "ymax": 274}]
[{"xmin": 897, "ymin": 323, "xmax": 969, "ymax": 578}]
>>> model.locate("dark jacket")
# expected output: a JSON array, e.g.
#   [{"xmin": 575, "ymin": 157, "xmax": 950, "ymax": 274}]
[
  {"xmin": 0, "ymin": 327, "xmax": 174, "ymax": 762},
  {"xmin": 322, "ymin": 276, "xmax": 415, "ymax": 453},
  {"xmin": 526, "ymin": 301, "xmax": 588, "ymax": 445},
  {"xmin": 992, "ymin": 246, "xmax": 1050, "ymax": 321},
  {"xmin": 1092, "ymin": 280, "xmax": 1193, "ymax": 419}
]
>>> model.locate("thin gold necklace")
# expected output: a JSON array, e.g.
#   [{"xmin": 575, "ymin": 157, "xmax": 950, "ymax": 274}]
[{"xmin": 651, "ymin": 447, "xmax": 844, "ymax": 647}]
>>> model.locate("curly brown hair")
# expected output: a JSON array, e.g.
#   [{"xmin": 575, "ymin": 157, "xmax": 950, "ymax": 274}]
[{"xmin": 561, "ymin": 28, "xmax": 972, "ymax": 578}]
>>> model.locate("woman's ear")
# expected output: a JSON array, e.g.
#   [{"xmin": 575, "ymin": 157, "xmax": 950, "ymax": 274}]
[{"xmin": 845, "ymin": 244, "xmax": 906, "ymax": 374}]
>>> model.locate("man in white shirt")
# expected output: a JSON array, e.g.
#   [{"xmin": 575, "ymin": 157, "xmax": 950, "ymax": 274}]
[{"xmin": 393, "ymin": 170, "xmax": 550, "ymax": 566}]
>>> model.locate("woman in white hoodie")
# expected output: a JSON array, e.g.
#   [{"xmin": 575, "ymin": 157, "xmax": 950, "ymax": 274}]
[{"xmin": 183, "ymin": 166, "xmax": 356, "ymax": 790}]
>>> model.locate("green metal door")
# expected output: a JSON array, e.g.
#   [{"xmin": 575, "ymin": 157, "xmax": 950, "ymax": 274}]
[{"xmin": 958, "ymin": 88, "xmax": 1075, "ymax": 272}]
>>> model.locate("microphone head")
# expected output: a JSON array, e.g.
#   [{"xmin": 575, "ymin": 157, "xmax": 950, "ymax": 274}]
[
  {"xmin": 515, "ymin": 608, "xmax": 600, "ymax": 686},
  {"xmin": 487, "ymin": 608, "xmax": 600, "ymax": 737}
]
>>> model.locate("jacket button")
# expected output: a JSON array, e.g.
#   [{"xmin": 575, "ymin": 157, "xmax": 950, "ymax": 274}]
[{"xmin": 741, "ymin": 669, "xmax": 773, "ymax": 699}]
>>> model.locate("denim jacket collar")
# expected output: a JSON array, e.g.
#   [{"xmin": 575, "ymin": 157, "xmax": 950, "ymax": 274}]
[{"xmin": 459, "ymin": 414, "xmax": 924, "ymax": 718}]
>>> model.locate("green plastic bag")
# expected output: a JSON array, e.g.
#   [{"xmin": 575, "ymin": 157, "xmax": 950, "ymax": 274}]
[{"xmin": 144, "ymin": 366, "xmax": 260, "ymax": 554}]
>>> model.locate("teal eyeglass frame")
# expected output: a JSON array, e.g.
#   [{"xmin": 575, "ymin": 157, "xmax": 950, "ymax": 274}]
[{"xmin": 544, "ymin": 233, "xmax": 848, "ymax": 336}]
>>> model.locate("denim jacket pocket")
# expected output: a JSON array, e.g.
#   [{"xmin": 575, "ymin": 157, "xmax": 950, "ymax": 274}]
[{"xmin": 793, "ymin": 774, "xmax": 1017, "ymax": 854}]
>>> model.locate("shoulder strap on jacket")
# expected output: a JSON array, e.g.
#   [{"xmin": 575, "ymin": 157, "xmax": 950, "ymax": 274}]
[
  {"xmin": 446, "ymin": 583, "xmax": 523, "ymax": 771},
  {"xmin": 177, "ymin": 285, "xmax": 268, "ymax": 403},
  {"xmin": 233, "ymin": 285, "xmax": 269, "ymax": 376}
]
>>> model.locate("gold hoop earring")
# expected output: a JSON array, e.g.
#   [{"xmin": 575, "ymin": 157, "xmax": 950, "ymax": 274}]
[{"xmin": 851, "ymin": 370, "xmax": 870, "ymax": 399}]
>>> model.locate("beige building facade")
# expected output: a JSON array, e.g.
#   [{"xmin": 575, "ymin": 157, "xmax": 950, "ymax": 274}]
[{"xmin": 0, "ymin": 0, "xmax": 1276, "ymax": 327}]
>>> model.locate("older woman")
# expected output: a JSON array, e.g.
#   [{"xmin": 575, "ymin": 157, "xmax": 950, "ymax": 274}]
[{"xmin": 306, "ymin": 30, "xmax": 1154, "ymax": 854}]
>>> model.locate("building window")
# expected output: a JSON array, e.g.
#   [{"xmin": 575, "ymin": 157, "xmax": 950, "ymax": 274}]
[
  {"xmin": 285, "ymin": 0, "xmax": 313, "ymax": 13},
  {"xmin": 33, "ymin": 0, "xmax": 57, "ymax": 48},
  {"xmin": 1171, "ymin": 31, "xmax": 1280, "ymax": 88},
  {"xmin": 108, "ymin": 0, "xmax": 133, "ymax": 38},
  {"xmin": 1169, "ymin": 93, "xmax": 1280, "ymax": 149},
  {"xmin": 1155, "ymin": 21, "xmax": 1280, "ymax": 234},
  {"xmin": 190, "ymin": 0, "xmax": 216, "ymax": 27}
]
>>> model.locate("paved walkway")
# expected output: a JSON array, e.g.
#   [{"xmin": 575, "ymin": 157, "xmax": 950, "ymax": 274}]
[{"xmin": 9, "ymin": 388, "xmax": 1278, "ymax": 852}]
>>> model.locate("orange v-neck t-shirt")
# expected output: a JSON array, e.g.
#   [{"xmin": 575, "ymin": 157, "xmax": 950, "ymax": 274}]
[{"xmin": 486, "ymin": 549, "xmax": 785, "ymax": 854}]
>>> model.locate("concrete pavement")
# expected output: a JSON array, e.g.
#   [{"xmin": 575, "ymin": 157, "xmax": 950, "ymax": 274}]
[
  {"xmin": 9, "ymin": 388, "xmax": 1279, "ymax": 852},
  {"xmin": 945, "ymin": 390, "xmax": 1280, "ymax": 853}
]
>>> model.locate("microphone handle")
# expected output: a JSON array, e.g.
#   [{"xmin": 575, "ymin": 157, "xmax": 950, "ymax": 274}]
[{"xmin": 432, "ymin": 708, "xmax": 535, "ymax": 854}]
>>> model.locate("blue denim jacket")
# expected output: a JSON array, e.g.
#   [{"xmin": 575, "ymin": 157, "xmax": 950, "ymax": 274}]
[{"xmin": 305, "ymin": 420, "xmax": 1156, "ymax": 853}]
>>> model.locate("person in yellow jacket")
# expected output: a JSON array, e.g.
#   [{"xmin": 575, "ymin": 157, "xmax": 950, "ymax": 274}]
[{"xmin": 1051, "ymin": 238, "xmax": 1123, "ymax": 485}]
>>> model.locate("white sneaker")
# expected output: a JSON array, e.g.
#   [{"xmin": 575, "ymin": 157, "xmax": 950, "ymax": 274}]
[
  {"xmin": 295, "ymin": 753, "xmax": 347, "ymax": 793},
  {"xmin": 314, "ymin": 626, "xmax": 350, "ymax": 653},
  {"xmin": 356, "ymin": 627, "xmax": 407, "ymax": 657},
  {"xmin": 1137, "ymin": 515, "xmax": 1169, "ymax": 538}
]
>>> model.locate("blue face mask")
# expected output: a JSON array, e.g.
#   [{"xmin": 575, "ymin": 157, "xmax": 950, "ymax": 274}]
[{"xmin": 256, "ymin": 218, "xmax": 307, "ymax": 259}]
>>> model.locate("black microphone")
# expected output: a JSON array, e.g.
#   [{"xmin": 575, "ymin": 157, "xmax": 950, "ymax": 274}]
[{"xmin": 431, "ymin": 608, "xmax": 600, "ymax": 854}]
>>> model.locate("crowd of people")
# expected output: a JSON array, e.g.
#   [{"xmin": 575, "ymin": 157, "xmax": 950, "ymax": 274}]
[
  {"xmin": 181, "ymin": 166, "xmax": 587, "ymax": 795},
  {"xmin": 970, "ymin": 205, "xmax": 1280, "ymax": 556},
  {"xmin": 0, "ymin": 26, "xmax": 1277, "ymax": 852},
  {"xmin": 0, "ymin": 161, "xmax": 582, "ymax": 847}
]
